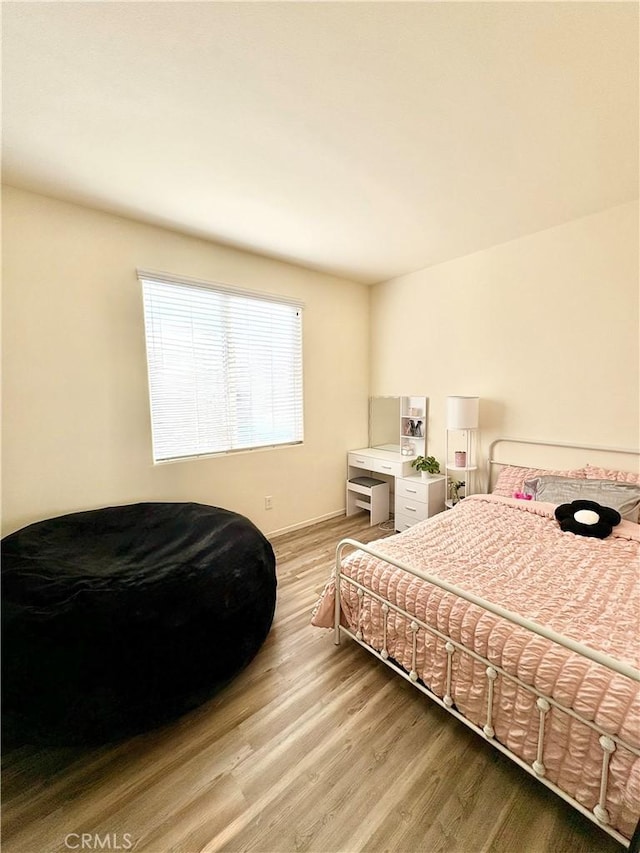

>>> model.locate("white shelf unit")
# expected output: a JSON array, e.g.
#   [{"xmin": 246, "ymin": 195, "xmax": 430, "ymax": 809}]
[
  {"xmin": 394, "ymin": 473, "xmax": 445, "ymax": 531},
  {"xmin": 399, "ymin": 396, "xmax": 427, "ymax": 460},
  {"xmin": 445, "ymin": 396, "xmax": 480, "ymax": 509}
]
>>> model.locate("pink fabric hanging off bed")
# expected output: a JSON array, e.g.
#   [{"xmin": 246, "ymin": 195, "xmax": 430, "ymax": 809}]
[{"xmin": 312, "ymin": 494, "xmax": 640, "ymax": 840}]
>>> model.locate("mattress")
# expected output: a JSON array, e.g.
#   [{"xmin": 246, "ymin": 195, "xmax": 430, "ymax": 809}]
[{"xmin": 312, "ymin": 494, "xmax": 640, "ymax": 839}]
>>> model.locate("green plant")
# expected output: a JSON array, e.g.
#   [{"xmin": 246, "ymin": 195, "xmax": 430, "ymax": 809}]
[
  {"xmin": 411, "ymin": 455, "xmax": 440, "ymax": 475},
  {"xmin": 450, "ymin": 479, "xmax": 465, "ymax": 502}
]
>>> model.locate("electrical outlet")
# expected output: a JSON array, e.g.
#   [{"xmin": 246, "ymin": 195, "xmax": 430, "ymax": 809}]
[{"xmin": 264, "ymin": 496, "xmax": 273, "ymax": 510}]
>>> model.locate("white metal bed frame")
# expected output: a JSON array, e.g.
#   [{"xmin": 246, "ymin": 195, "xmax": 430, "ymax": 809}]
[{"xmin": 333, "ymin": 438, "xmax": 640, "ymax": 848}]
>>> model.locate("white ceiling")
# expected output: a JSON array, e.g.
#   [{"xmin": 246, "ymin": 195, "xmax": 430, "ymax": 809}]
[{"xmin": 2, "ymin": 2, "xmax": 638, "ymax": 284}]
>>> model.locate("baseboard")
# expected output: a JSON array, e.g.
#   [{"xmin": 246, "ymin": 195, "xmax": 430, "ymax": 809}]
[{"xmin": 267, "ymin": 509, "xmax": 345, "ymax": 540}]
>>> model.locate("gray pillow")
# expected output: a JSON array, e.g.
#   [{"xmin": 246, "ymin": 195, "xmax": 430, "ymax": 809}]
[{"xmin": 523, "ymin": 476, "xmax": 640, "ymax": 523}]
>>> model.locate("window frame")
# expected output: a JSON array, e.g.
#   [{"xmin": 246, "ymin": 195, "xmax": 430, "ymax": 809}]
[{"xmin": 137, "ymin": 268, "xmax": 305, "ymax": 464}]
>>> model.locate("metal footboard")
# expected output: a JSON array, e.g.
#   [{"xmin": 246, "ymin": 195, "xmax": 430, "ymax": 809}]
[{"xmin": 334, "ymin": 537, "xmax": 640, "ymax": 848}]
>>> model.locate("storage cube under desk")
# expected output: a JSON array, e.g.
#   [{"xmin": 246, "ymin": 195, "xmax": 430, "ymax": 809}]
[{"xmin": 394, "ymin": 474, "xmax": 445, "ymax": 532}]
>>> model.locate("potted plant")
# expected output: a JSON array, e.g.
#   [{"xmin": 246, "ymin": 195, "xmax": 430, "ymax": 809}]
[
  {"xmin": 450, "ymin": 479, "xmax": 465, "ymax": 504},
  {"xmin": 411, "ymin": 455, "xmax": 441, "ymax": 480}
]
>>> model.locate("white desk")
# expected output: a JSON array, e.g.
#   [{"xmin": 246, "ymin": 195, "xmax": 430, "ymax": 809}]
[
  {"xmin": 347, "ymin": 447, "xmax": 418, "ymax": 481},
  {"xmin": 346, "ymin": 447, "xmax": 418, "ymax": 523},
  {"xmin": 347, "ymin": 448, "xmax": 446, "ymax": 528}
]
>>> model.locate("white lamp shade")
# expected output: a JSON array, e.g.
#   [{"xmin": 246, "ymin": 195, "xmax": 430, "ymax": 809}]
[{"xmin": 447, "ymin": 396, "xmax": 479, "ymax": 430}]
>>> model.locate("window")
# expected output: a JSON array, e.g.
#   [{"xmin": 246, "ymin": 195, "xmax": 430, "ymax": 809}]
[{"xmin": 138, "ymin": 270, "xmax": 304, "ymax": 462}]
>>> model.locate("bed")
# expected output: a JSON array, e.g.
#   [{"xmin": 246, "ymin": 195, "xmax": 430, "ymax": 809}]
[{"xmin": 312, "ymin": 439, "xmax": 640, "ymax": 848}]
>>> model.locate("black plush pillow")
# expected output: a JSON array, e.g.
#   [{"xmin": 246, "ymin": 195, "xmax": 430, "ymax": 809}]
[{"xmin": 555, "ymin": 500, "xmax": 621, "ymax": 539}]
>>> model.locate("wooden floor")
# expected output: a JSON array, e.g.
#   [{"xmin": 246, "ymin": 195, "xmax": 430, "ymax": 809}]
[{"xmin": 1, "ymin": 513, "xmax": 624, "ymax": 853}]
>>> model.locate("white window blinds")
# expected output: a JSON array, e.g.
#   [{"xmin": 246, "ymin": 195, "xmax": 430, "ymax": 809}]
[{"xmin": 138, "ymin": 271, "xmax": 304, "ymax": 462}]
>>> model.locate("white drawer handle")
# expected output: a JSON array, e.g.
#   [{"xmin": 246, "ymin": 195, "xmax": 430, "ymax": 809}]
[
  {"xmin": 404, "ymin": 505, "xmax": 417, "ymax": 512},
  {"xmin": 355, "ymin": 459, "xmax": 365, "ymax": 464},
  {"xmin": 381, "ymin": 465, "xmax": 392, "ymax": 470},
  {"xmin": 405, "ymin": 488, "xmax": 417, "ymax": 493}
]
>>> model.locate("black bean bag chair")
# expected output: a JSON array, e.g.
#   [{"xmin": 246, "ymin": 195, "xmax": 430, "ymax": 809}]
[{"xmin": 2, "ymin": 502, "xmax": 276, "ymax": 745}]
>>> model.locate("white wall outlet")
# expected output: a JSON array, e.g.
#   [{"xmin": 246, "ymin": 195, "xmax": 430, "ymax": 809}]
[{"xmin": 264, "ymin": 496, "xmax": 273, "ymax": 510}]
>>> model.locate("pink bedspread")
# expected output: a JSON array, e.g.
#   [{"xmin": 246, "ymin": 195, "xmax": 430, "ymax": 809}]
[{"xmin": 312, "ymin": 494, "xmax": 640, "ymax": 839}]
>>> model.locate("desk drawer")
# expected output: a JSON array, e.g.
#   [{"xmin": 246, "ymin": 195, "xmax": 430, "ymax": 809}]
[
  {"xmin": 395, "ymin": 478, "xmax": 428, "ymax": 502},
  {"xmin": 394, "ymin": 496, "xmax": 428, "ymax": 521},
  {"xmin": 394, "ymin": 511, "xmax": 422, "ymax": 532},
  {"xmin": 348, "ymin": 453, "xmax": 402, "ymax": 478},
  {"xmin": 371, "ymin": 458, "xmax": 401, "ymax": 477},
  {"xmin": 348, "ymin": 452, "xmax": 372, "ymax": 468}
]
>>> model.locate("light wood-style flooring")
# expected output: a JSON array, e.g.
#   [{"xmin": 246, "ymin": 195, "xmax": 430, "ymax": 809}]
[{"xmin": 2, "ymin": 513, "xmax": 623, "ymax": 853}]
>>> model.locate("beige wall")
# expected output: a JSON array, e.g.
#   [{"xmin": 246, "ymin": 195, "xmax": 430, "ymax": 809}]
[
  {"xmin": 371, "ymin": 201, "xmax": 639, "ymax": 476},
  {"xmin": 4, "ymin": 189, "xmax": 637, "ymax": 537},
  {"xmin": 1, "ymin": 186, "xmax": 370, "ymax": 536}
]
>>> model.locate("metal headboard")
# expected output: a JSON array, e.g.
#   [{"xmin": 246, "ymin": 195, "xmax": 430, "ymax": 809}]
[{"xmin": 487, "ymin": 437, "xmax": 640, "ymax": 492}]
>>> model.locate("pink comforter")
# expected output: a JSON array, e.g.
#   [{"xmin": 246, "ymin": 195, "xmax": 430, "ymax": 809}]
[{"xmin": 312, "ymin": 494, "xmax": 640, "ymax": 839}]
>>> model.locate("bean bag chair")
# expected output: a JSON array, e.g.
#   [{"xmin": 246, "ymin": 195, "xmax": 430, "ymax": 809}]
[{"xmin": 2, "ymin": 502, "xmax": 276, "ymax": 744}]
